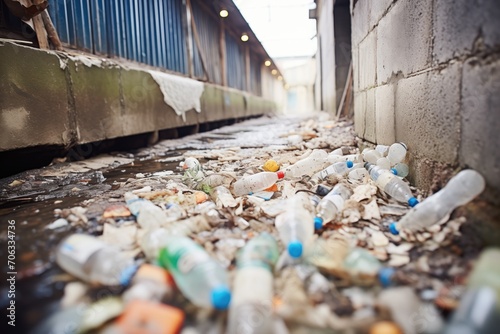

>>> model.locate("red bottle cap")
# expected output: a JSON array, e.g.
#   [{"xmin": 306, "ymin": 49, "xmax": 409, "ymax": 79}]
[{"xmin": 277, "ymin": 171, "xmax": 285, "ymax": 179}]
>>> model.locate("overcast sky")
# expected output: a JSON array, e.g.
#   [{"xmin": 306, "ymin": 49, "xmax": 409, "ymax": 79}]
[{"xmin": 234, "ymin": 0, "xmax": 317, "ymax": 59}]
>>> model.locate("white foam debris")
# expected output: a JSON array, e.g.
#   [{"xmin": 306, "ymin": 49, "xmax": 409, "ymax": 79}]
[
  {"xmin": 148, "ymin": 70, "xmax": 204, "ymax": 121},
  {"xmin": 68, "ymin": 54, "xmax": 103, "ymax": 68}
]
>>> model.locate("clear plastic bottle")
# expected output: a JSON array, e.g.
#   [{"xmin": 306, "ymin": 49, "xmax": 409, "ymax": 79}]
[
  {"xmin": 284, "ymin": 149, "xmax": 328, "ymax": 178},
  {"xmin": 125, "ymin": 192, "xmax": 167, "ymax": 229},
  {"xmin": 232, "ymin": 171, "xmax": 285, "ymax": 196},
  {"xmin": 211, "ymin": 185, "xmax": 238, "ymax": 208},
  {"xmin": 387, "ymin": 142, "xmax": 407, "ymax": 164},
  {"xmin": 376, "ymin": 157, "xmax": 391, "ymax": 170},
  {"xmin": 275, "ymin": 192, "xmax": 314, "ymax": 258},
  {"xmin": 122, "ymin": 264, "xmax": 174, "ymax": 304},
  {"xmin": 314, "ymin": 183, "xmax": 352, "ymax": 229},
  {"xmin": 375, "ymin": 144, "xmax": 389, "ymax": 156},
  {"xmin": 327, "ymin": 153, "xmax": 362, "ymax": 164},
  {"xmin": 390, "ymin": 162, "xmax": 409, "ymax": 178},
  {"xmin": 227, "ymin": 233, "xmax": 279, "ymax": 334},
  {"xmin": 365, "ymin": 163, "xmax": 419, "ymax": 207},
  {"xmin": 362, "ymin": 149, "xmax": 382, "ymax": 164},
  {"xmin": 348, "ymin": 166, "xmax": 369, "ymax": 181},
  {"xmin": 390, "ymin": 169, "xmax": 485, "ymax": 234},
  {"xmin": 140, "ymin": 215, "xmax": 216, "ymax": 260},
  {"xmin": 158, "ymin": 237, "xmax": 231, "ymax": 310},
  {"xmin": 56, "ymin": 234, "xmax": 138, "ymax": 286},
  {"xmin": 312, "ymin": 161, "xmax": 354, "ymax": 181}
]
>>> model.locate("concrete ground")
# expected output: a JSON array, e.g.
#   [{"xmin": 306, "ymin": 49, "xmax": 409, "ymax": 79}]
[{"xmin": 0, "ymin": 113, "xmax": 497, "ymax": 333}]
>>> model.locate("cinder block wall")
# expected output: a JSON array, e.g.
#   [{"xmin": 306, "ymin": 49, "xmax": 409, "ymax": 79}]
[{"xmin": 351, "ymin": 0, "xmax": 500, "ymax": 199}]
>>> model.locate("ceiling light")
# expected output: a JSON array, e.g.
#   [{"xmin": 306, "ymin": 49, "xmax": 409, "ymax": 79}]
[
  {"xmin": 241, "ymin": 33, "xmax": 249, "ymax": 42},
  {"xmin": 219, "ymin": 9, "xmax": 228, "ymax": 18},
  {"xmin": 271, "ymin": 69, "xmax": 278, "ymax": 75},
  {"xmin": 278, "ymin": 76, "xmax": 283, "ymax": 81},
  {"xmin": 264, "ymin": 60, "xmax": 271, "ymax": 67}
]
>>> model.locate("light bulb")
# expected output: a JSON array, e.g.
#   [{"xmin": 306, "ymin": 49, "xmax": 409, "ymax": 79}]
[
  {"xmin": 219, "ymin": 9, "xmax": 228, "ymax": 18},
  {"xmin": 241, "ymin": 33, "xmax": 249, "ymax": 42}
]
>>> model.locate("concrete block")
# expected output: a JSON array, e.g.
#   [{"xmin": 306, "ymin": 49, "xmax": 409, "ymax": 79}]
[
  {"xmin": 460, "ymin": 58, "xmax": 500, "ymax": 193},
  {"xmin": 377, "ymin": 0, "xmax": 432, "ymax": 84},
  {"xmin": 364, "ymin": 88, "xmax": 376, "ymax": 143},
  {"xmin": 394, "ymin": 62, "xmax": 461, "ymax": 163},
  {"xmin": 68, "ymin": 61, "xmax": 122, "ymax": 143},
  {"xmin": 0, "ymin": 43, "xmax": 70, "ymax": 150},
  {"xmin": 369, "ymin": 0, "xmax": 394, "ymax": 30},
  {"xmin": 351, "ymin": 0, "xmax": 370, "ymax": 47},
  {"xmin": 375, "ymin": 83, "xmax": 395, "ymax": 144},
  {"xmin": 354, "ymin": 91, "xmax": 366, "ymax": 137},
  {"xmin": 358, "ymin": 30, "xmax": 377, "ymax": 90},
  {"xmin": 434, "ymin": 0, "xmax": 500, "ymax": 64},
  {"xmin": 352, "ymin": 46, "xmax": 360, "ymax": 93}
]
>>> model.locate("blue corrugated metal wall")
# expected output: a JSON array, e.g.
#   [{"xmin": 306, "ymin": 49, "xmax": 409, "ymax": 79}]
[
  {"xmin": 47, "ymin": 0, "xmax": 271, "ymax": 96},
  {"xmin": 225, "ymin": 33, "xmax": 246, "ymax": 91}
]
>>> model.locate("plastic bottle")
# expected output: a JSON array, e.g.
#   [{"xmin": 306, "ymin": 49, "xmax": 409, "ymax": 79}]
[
  {"xmin": 211, "ymin": 185, "xmax": 238, "ymax": 208},
  {"xmin": 314, "ymin": 184, "xmax": 352, "ymax": 229},
  {"xmin": 312, "ymin": 161, "xmax": 354, "ymax": 181},
  {"xmin": 389, "ymin": 169, "xmax": 485, "ymax": 234},
  {"xmin": 390, "ymin": 163, "xmax": 409, "ymax": 178},
  {"xmin": 376, "ymin": 157, "xmax": 391, "ymax": 170},
  {"xmin": 327, "ymin": 153, "xmax": 363, "ymax": 164},
  {"xmin": 387, "ymin": 142, "xmax": 407, "ymax": 165},
  {"xmin": 125, "ymin": 192, "xmax": 167, "ymax": 229},
  {"xmin": 365, "ymin": 163, "xmax": 419, "ymax": 207},
  {"xmin": 158, "ymin": 237, "xmax": 231, "ymax": 310},
  {"xmin": 122, "ymin": 264, "xmax": 174, "ymax": 304},
  {"xmin": 348, "ymin": 167, "xmax": 369, "ymax": 181},
  {"xmin": 56, "ymin": 234, "xmax": 138, "ymax": 286},
  {"xmin": 275, "ymin": 192, "xmax": 315, "ymax": 258},
  {"xmin": 284, "ymin": 149, "xmax": 328, "ymax": 178},
  {"xmin": 232, "ymin": 171, "xmax": 285, "ymax": 196},
  {"xmin": 362, "ymin": 149, "xmax": 382, "ymax": 164},
  {"xmin": 227, "ymin": 233, "xmax": 279, "ymax": 334},
  {"xmin": 140, "ymin": 215, "xmax": 216, "ymax": 260},
  {"xmin": 375, "ymin": 144, "xmax": 389, "ymax": 156}
]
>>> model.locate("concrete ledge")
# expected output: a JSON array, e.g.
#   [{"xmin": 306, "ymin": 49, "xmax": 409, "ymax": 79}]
[{"xmin": 0, "ymin": 42, "xmax": 276, "ymax": 152}]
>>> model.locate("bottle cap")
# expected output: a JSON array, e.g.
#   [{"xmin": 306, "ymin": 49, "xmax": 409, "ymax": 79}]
[
  {"xmin": 120, "ymin": 264, "xmax": 140, "ymax": 286},
  {"xmin": 314, "ymin": 217, "xmax": 323, "ymax": 230},
  {"xmin": 378, "ymin": 267, "xmax": 395, "ymax": 287},
  {"xmin": 211, "ymin": 286, "xmax": 231, "ymax": 310},
  {"xmin": 346, "ymin": 161, "xmax": 354, "ymax": 168},
  {"xmin": 389, "ymin": 223, "xmax": 400, "ymax": 235},
  {"xmin": 315, "ymin": 184, "xmax": 330, "ymax": 196},
  {"xmin": 390, "ymin": 168, "xmax": 397, "ymax": 175},
  {"xmin": 277, "ymin": 171, "xmax": 285, "ymax": 179},
  {"xmin": 364, "ymin": 162, "xmax": 371, "ymax": 169},
  {"xmin": 408, "ymin": 197, "xmax": 419, "ymax": 207},
  {"xmin": 288, "ymin": 241, "xmax": 303, "ymax": 258}
]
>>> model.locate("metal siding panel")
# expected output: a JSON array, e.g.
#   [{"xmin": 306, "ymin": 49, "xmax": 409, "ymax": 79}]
[
  {"xmin": 91, "ymin": 0, "xmax": 107, "ymax": 55},
  {"xmin": 226, "ymin": 33, "xmax": 246, "ymax": 91},
  {"xmin": 73, "ymin": 0, "xmax": 92, "ymax": 51}
]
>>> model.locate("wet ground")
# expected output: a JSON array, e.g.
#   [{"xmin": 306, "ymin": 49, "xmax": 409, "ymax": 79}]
[{"xmin": 0, "ymin": 113, "xmax": 493, "ymax": 333}]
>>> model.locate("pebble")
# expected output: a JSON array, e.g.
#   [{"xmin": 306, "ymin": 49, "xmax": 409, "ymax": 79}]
[{"xmin": 371, "ymin": 231, "xmax": 389, "ymax": 247}]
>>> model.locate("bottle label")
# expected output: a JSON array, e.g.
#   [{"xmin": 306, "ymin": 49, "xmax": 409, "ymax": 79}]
[
  {"xmin": 59, "ymin": 235, "xmax": 106, "ymax": 266},
  {"xmin": 318, "ymin": 165, "xmax": 335, "ymax": 180},
  {"xmin": 176, "ymin": 249, "xmax": 211, "ymax": 274},
  {"xmin": 376, "ymin": 171, "xmax": 393, "ymax": 189},
  {"xmin": 325, "ymin": 194, "xmax": 345, "ymax": 212}
]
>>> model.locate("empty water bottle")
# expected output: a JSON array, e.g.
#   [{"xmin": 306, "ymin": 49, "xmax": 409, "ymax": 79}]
[
  {"xmin": 227, "ymin": 233, "xmax": 279, "ymax": 334},
  {"xmin": 158, "ymin": 237, "xmax": 231, "ymax": 309},
  {"xmin": 312, "ymin": 161, "xmax": 354, "ymax": 181},
  {"xmin": 327, "ymin": 153, "xmax": 362, "ymax": 164},
  {"xmin": 390, "ymin": 163, "xmax": 409, "ymax": 178},
  {"xmin": 362, "ymin": 149, "xmax": 382, "ymax": 164},
  {"xmin": 232, "ymin": 171, "xmax": 285, "ymax": 197},
  {"xmin": 365, "ymin": 163, "xmax": 418, "ymax": 207},
  {"xmin": 275, "ymin": 193, "xmax": 315, "ymax": 258},
  {"xmin": 376, "ymin": 157, "xmax": 391, "ymax": 170},
  {"xmin": 125, "ymin": 192, "xmax": 167, "ymax": 229},
  {"xmin": 390, "ymin": 169, "xmax": 485, "ymax": 234},
  {"xmin": 314, "ymin": 183, "xmax": 352, "ymax": 229},
  {"xmin": 56, "ymin": 234, "xmax": 138, "ymax": 286},
  {"xmin": 284, "ymin": 149, "xmax": 328, "ymax": 178}
]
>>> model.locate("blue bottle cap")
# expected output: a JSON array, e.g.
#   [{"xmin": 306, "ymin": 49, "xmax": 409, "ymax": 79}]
[
  {"xmin": 378, "ymin": 267, "xmax": 396, "ymax": 288},
  {"xmin": 346, "ymin": 161, "xmax": 354, "ymax": 168},
  {"xmin": 390, "ymin": 168, "xmax": 397, "ymax": 175},
  {"xmin": 408, "ymin": 197, "xmax": 419, "ymax": 207},
  {"xmin": 288, "ymin": 241, "xmax": 303, "ymax": 258},
  {"xmin": 389, "ymin": 222, "xmax": 400, "ymax": 235},
  {"xmin": 211, "ymin": 286, "xmax": 231, "ymax": 310},
  {"xmin": 314, "ymin": 217, "xmax": 323, "ymax": 230},
  {"xmin": 119, "ymin": 264, "xmax": 140, "ymax": 286}
]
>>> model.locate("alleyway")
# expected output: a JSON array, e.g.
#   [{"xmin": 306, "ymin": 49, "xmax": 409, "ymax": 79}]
[{"xmin": 1, "ymin": 113, "xmax": 493, "ymax": 333}]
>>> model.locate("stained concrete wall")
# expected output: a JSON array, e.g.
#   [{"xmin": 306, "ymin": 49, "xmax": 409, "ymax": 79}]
[
  {"xmin": 350, "ymin": 0, "xmax": 500, "ymax": 198},
  {"xmin": 0, "ymin": 42, "xmax": 276, "ymax": 152}
]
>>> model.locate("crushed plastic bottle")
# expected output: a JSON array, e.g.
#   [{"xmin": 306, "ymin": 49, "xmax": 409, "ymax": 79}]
[
  {"xmin": 387, "ymin": 142, "xmax": 407, "ymax": 165},
  {"xmin": 327, "ymin": 152, "xmax": 363, "ymax": 164},
  {"xmin": 365, "ymin": 163, "xmax": 419, "ymax": 207},
  {"xmin": 210, "ymin": 185, "xmax": 238, "ymax": 208},
  {"xmin": 158, "ymin": 236, "xmax": 231, "ymax": 310},
  {"xmin": 314, "ymin": 183, "xmax": 352, "ymax": 229},
  {"xmin": 227, "ymin": 233, "xmax": 279, "ymax": 334},
  {"xmin": 125, "ymin": 192, "xmax": 167, "ymax": 229},
  {"xmin": 275, "ymin": 192, "xmax": 315, "ymax": 258},
  {"xmin": 284, "ymin": 149, "xmax": 328, "ymax": 178},
  {"xmin": 122, "ymin": 264, "xmax": 174, "ymax": 304},
  {"xmin": 390, "ymin": 169, "xmax": 485, "ymax": 234},
  {"xmin": 312, "ymin": 161, "xmax": 354, "ymax": 181},
  {"xmin": 56, "ymin": 234, "xmax": 138, "ymax": 286},
  {"xmin": 232, "ymin": 171, "xmax": 285, "ymax": 197},
  {"xmin": 348, "ymin": 167, "xmax": 369, "ymax": 181}
]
